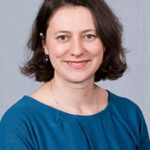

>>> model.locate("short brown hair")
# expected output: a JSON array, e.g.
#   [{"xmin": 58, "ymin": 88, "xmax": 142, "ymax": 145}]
[{"xmin": 20, "ymin": 0, "xmax": 127, "ymax": 82}]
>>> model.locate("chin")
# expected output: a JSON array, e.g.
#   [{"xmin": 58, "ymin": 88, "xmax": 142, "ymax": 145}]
[{"xmin": 64, "ymin": 73, "xmax": 94, "ymax": 83}]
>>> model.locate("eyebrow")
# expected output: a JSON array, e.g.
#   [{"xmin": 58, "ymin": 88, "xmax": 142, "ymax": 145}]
[{"xmin": 54, "ymin": 29, "xmax": 96, "ymax": 34}]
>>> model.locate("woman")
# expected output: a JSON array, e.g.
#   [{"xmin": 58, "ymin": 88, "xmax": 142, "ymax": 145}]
[{"xmin": 0, "ymin": 0, "xmax": 149, "ymax": 149}]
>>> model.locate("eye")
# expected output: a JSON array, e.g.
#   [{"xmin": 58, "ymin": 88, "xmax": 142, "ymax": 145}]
[
  {"xmin": 56, "ymin": 35, "xmax": 69, "ymax": 42},
  {"xmin": 82, "ymin": 34, "xmax": 97, "ymax": 41}
]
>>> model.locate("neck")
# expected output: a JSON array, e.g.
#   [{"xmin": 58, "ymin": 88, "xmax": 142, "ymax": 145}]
[{"xmin": 49, "ymin": 74, "xmax": 99, "ymax": 114}]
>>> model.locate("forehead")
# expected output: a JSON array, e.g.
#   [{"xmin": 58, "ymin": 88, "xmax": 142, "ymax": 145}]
[{"xmin": 48, "ymin": 6, "xmax": 96, "ymax": 31}]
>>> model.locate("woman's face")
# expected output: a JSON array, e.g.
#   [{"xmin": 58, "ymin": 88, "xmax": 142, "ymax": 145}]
[{"xmin": 44, "ymin": 6, "xmax": 104, "ymax": 83}]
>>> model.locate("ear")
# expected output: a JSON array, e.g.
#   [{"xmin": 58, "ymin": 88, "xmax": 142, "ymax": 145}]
[
  {"xmin": 103, "ymin": 45, "xmax": 106, "ymax": 52},
  {"xmin": 43, "ymin": 44, "xmax": 49, "ymax": 55},
  {"xmin": 40, "ymin": 32, "xmax": 49, "ymax": 55},
  {"xmin": 103, "ymin": 47, "xmax": 106, "ymax": 52}
]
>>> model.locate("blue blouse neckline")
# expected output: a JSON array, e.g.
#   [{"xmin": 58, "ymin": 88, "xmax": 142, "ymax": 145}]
[{"xmin": 23, "ymin": 90, "xmax": 111, "ymax": 119}]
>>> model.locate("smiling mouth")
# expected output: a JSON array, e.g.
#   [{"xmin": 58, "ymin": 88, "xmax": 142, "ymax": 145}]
[{"xmin": 64, "ymin": 60, "xmax": 91, "ymax": 69}]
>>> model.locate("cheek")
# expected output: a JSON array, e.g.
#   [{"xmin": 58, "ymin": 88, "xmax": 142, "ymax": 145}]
[
  {"xmin": 85, "ymin": 43, "xmax": 104, "ymax": 56},
  {"xmin": 48, "ymin": 43, "xmax": 69, "ymax": 58}
]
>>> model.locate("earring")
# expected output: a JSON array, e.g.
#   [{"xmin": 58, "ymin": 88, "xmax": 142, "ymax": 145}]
[
  {"xmin": 44, "ymin": 55, "xmax": 49, "ymax": 64},
  {"xmin": 40, "ymin": 32, "xmax": 44, "ymax": 39}
]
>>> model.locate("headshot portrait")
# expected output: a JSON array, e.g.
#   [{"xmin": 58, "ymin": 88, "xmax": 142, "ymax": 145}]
[{"xmin": 0, "ymin": 0, "xmax": 150, "ymax": 149}]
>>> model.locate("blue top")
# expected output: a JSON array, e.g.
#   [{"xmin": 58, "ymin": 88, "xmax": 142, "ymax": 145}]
[{"xmin": 0, "ymin": 91, "xmax": 150, "ymax": 150}]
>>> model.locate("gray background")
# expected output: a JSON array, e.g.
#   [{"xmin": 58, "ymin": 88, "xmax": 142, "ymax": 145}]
[{"xmin": 0, "ymin": 0, "xmax": 149, "ymax": 133}]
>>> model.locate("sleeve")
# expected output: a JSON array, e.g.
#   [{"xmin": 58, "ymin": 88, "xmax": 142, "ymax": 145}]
[
  {"xmin": 0, "ymin": 108, "xmax": 34, "ymax": 150},
  {"xmin": 136, "ymin": 106, "xmax": 150, "ymax": 149}
]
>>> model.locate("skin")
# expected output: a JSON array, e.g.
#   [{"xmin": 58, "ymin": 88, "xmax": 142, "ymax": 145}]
[{"xmin": 31, "ymin": 6, "xmax": 108, "ymax": 115}]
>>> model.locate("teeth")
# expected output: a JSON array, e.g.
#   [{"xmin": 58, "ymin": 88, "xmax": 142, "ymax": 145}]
[
  {"xmin": 71, "ymin": 62, "xmax": 83, "ymax": 63},
  {"xmin": 69, "ymin": 61, "xmax": 86, "ymax": 65},
  {"xmin": 65, "ymin": 60, "xmax": 90, "ymax": 69},
  {"xmin": 69, "ymin": 60, "xmax": 89, "ymax": 63}
]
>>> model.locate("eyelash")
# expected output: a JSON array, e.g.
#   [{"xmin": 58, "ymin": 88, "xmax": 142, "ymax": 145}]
[
  {"xmin": 83, "ymin": 34, "xmax": 97, "ymax": 40},
  {"xmin": 56, "ymin": 34, "xmax": 97, "ymax": 42},
  {"xmin": 56, "ymin": 35, "xmax": 69, "ymax": 41}
]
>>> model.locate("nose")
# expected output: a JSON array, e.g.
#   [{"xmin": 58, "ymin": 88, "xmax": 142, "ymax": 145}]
[{"xmin": 69, "ymin": 37, "xmax": 85, "ymax": 56}]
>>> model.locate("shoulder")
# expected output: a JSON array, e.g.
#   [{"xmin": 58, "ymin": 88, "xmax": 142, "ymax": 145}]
[
  {"xmin": 0, "ymin": 96, "xmax": 53, "ymax": 148},
  {"xmin": 109, "ymin": 91, "xmax": 150, "ymax": 147},
  {"xmin": 0, "ymin": 97, "xmax": 31, "ymax": 126},
  {"xmin": 108, "ymin": 91, "xmax": 147, "ymax": 127},
  {"xmin": 0, "ymin": 96, "xmax": 36, "ymax": 148},
  {"xmin": 0, "ymin": 96, "xmax": 49, "ymax": 127},
  {"xmin": 109, "ymin": 91, "xmax": 148, "ymax": 131},
  {"xmin": 0, "ymin": 95, "xmax": 59, "ymax": 129},
  {"xmin": 109, "ymin": 91, "xmax": 142, "ymax": 114}
]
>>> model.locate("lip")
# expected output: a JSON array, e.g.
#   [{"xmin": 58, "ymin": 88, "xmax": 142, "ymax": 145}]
[
  {"xmin": 64, "ymin": 60, "xmax": 91, "ymax": 69},
  {"xmin": 64, "ymin": 60, "xmax": 91, "ymax": 63}
]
